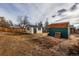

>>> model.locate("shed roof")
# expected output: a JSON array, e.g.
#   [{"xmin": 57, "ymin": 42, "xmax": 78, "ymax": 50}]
[{"xmin": 48, "ymin": 22, "xmax": 69, "ymax": 28}]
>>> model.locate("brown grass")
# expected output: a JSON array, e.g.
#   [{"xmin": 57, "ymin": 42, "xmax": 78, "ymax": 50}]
[{"xmin": 0, "ymin": 33, "xmax": 79, "ymax": 56}]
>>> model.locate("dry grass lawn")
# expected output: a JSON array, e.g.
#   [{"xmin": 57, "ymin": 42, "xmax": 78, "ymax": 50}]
[{"xmin": 0, "ymin": 32, "xmax": 79, "ymax": 56}]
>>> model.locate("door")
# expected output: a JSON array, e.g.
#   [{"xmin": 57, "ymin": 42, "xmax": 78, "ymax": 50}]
[
  {"xmin": 55, "ymin": 32, "xmax": 61, "ymax": 39},
  {"xmin": 34, "ymin": 28, "xmax": 36, "ymax": 33}
]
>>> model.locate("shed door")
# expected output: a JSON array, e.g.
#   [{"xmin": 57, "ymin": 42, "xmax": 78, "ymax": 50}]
[{"xmin": 55, "ymin": 32, "xmax": 61, "ymax": 39}]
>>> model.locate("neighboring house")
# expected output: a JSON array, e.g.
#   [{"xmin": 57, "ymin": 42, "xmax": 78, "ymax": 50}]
[
  {"xmin": 70, "ymin": 25, "xmax": 76, "ymax": 34},
  {"xmin": 76, "ymin": 29, "xmax": 79, "ymax": 34},
  {"xmin": 26, "ymin": 25, "xmax": 43, "ymax": 34},
  {"xmin": 48, "ymin": 22, "xmax": 70, "ymax": 38}
]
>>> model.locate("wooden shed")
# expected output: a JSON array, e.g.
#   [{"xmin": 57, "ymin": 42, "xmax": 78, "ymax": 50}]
[{"xmin": 48, "ymin": 22, "xmax": 70, "ymax": 38}]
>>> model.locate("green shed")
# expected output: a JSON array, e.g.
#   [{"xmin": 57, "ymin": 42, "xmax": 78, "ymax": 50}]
[{"xmin": 48, "ymin": 22, "xmax": 70, "ymax": 38}]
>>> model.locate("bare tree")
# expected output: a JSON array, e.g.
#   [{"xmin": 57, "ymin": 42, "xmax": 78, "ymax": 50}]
[
  {"xmin": 17, "ymin": 16, "xmax": 30, "ymax": 28},
  {"xmin": 17, "ymin": 16, "xmax": 22, "ymax": 26},
  {"xmin": 8, "ymin": 20, "xmax": 13, "ymax": 26},
  {"xmin": 22, "ymin": 16, "xmax": 30, "ymax": 26}
]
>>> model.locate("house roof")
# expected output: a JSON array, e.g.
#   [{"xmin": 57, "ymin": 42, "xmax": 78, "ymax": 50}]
[
  {"xmin": 48, "ymin": 22, "xmax": 69, "ymax": 28},
  {"xmin": 70, "ymin": 25, "xmax": 75, "ymax": 28},
  {"xmin": 28, "ymin": 25, "xmax": 43, "ymax": 28},
  {"xmin": 29, "ymin": 25, "xmax": 38, "ymax": 27}
]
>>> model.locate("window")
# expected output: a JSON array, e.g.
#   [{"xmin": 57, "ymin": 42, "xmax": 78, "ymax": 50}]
[{"xmin": 38, "ymin": 27, "xmax": 41, "ymax": 30}]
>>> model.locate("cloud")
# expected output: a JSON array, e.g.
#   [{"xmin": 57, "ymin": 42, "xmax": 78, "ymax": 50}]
[
  {"xmin": 51, "ymin": 3, "xmax": 79, "ymax": 26},
  {"xmin": 0, "ymin": 3, "xmax": 76, "ymax": 25},
  {"xmin": 70, "ymin": 3, "xmax": 79, "ymax": 11},
  {"xmin": 57, "ymin": 9, "xmax": 67, "ymax": 15}
]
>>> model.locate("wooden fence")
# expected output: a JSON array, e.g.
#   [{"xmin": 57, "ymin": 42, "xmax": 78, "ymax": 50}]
[{"xmin": 0, "ymin": 27, "xmax": 26, "ymax": 33}]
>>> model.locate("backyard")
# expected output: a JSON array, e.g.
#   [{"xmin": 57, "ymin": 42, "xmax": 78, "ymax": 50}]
[{"xmin": 0, "ymin": 32, "xmax": 79, "ymax": 56}]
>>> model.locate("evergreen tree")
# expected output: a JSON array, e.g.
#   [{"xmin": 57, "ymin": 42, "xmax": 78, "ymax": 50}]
[
  {"xmin": 44, "ymin": 19, "xmax": 49, "ymax": 32},
  {"xmin": 38, "ymin": 21, "xmax": 43, "ymax": 27}
]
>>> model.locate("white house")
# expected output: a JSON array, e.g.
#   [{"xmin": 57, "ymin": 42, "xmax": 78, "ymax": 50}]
[
  {"xmin": 26, "ymin": 25, "xmax": 43, "ymax": 34},
  {"xmin": 36, "ymin": 27, "xmax": 43, "ymax": 34}
]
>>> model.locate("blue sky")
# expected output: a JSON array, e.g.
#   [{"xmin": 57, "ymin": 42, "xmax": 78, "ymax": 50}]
[{"xmin": 0, "ymin": 3, "xmax": 79, "ymax": 28}]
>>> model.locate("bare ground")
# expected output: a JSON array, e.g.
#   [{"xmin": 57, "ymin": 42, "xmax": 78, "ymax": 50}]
[{"xmin": 0, "ymin": 32, "xmax": 79, "ymax": 56}]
